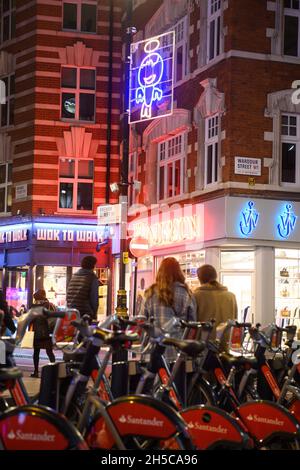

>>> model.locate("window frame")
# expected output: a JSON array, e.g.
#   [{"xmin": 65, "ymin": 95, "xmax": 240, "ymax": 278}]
[
  {"xmin": 207, "ymin": 0, "xmax": 222, "ymax": 63},
  {"xmin": 174, "ymin": 16, "xmax": 189, "ymax": 84},
  {"xmin": 0, "ymin": 0, "xmax": 16, "ymax": 44},
  {"xmin": 62, "ymin": 0, "xmax": 97, "ymax": 34},
  {"xmin": 0, "ymin": 161, "xmax": 12, "ymax": 214},
  {"xmin": 0, "ymin": 73, "xmax": 14, "ymax": 128},
  {"xmin": 157, "ymin": 133, "xmax": 186, "ymax": 201},
  {"xmin": 283, "ymin": 1, "xmax": 300, "ymax": 57},
  {"xmin": 58, "ymin": 157, "xmax": 94, "ymax": 213},
  {"xmin": 280, "ymin": 113, "xmax": 300, "ymax": 186},
  {"xmin": 204, "ymin": 115, "xmax": 219, "ymax": 186},
  {"xmin": 129, "ymin": 151, "xmax": 138, "ymax": 206},
  {"xmin": 61, "ymin": 66, "xmax": 96, "ymax": 123}
]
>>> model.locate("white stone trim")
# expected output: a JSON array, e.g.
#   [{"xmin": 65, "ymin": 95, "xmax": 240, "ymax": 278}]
[{"xmin": 264, "ymin": 131, "xmax": 274, "ymax": 141}]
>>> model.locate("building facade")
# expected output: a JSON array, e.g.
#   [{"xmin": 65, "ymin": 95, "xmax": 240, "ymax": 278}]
[
  {"xmin": 0, "ymin": 0, "xmax": 123, "ymax": 314},
  {"xmin": 126, "ymin": 0, "xmax": 300, "ymax": 327}
]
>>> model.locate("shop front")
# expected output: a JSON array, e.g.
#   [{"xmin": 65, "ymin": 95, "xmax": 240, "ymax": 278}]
[
  {"xmin": 0, "ymin": 216, "xmax": 112, "ymax": 319},
  {"xmin": 129, "ymin": 197, "xmax": 300, "ymax": 327}
]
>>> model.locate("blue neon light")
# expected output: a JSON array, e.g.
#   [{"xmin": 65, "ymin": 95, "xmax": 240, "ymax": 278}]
[
  {"xmin": 239, "ymin": 201, "xmax": 259, "ymax": 236},
  {"xmin": 129, "ymin": 31, "xmax": 175, "ymax": 124},
  {"xmin": 277, "ymin": 203, "xmax": 297, "ymax": 239}
]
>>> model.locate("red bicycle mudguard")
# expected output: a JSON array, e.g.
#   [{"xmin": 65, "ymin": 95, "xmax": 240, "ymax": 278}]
[
  {"xmin": 0, "ymin": 405, "xmax": 88, "ymax": 450},
  {"xmin": 181, "ymin": 405, "xmax": 252, "ymax": 449},
  {"xmin": 236, "ymin": 401, "xmax": 300, "ymax": 443},
  {"xmin": 86, "ymin": 395, "xmax": 189, "ymax": 449}
]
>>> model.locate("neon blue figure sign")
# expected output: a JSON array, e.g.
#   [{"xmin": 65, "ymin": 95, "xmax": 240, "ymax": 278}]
[
  {"xmin": 277, "ymin": 203, "xmax": 297, "ymax": 239},
  {"xmin": 129, "ymin": 31, "xmax": 175, "ymax": 124},
  {"xmin": 239, "ymin": 201, "xmax": 259, "ymax": 236}
]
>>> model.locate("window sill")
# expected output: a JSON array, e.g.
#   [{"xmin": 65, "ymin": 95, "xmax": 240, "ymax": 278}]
[
  {"xmin": 56, "ymin": 210, "xmax": 94, "ymax": 214},
  {"xmin": 62, "ymin": 28, "xmax": 98, "ymax": 35},
  {"xmin": 60, "ymin": 118, "xmax": 97, "ymax": 126}
]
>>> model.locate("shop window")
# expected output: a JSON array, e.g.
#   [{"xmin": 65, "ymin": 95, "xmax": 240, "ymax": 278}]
[
  {"xmin": 275, "ymin": 248, "xmax": 300, "ymax": 328},
  {"xmin": 207, "ymin": 0, "xmax": 222, "ymax": 62},
  {"xmin": 284, "ymin": 0, "xmax": 300, "ymax": 56},
  {"xmin": 220, "ymin": 251, "xmax": 255, "ymax": 271},
  {"xmin": 43, "ymin": 266, "xmax": 68, "ymax": 308},
  {"xmin": 61, "ymin": 67, "xmax": 96, "ymax": 122},
  {"xmin": 281, "ymin": 113, "xmax": 300, "ymax": 185},
  {"xmin": 157, "ymin": 133, "xmax": 186, "ymax": 201},
  {"xmin": 0, "ymin": 162, "xmax": 12, "ymax": 213},
  {"xmin": 59, "ymin": 158, "xmax": 93, "ymax": 212},
  {"xmin": 0, "ymin": 74, "xmax": 14, "ymax": 128},
  {"xmin": 205, "ymin": 115, "xmax": 219, "ymax": 186},
  {"xmin": 0, "ymin": 0, "xmax": 16, "ymax": 44},
  {"xmin": 63, "ymin": 1, "xmax": 97, "ymax": 34}
]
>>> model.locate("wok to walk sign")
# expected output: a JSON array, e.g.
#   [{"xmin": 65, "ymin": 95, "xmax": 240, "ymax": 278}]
[{"xmin": 129, "ymin": 31, "xmax": 175, "ymax": 124}]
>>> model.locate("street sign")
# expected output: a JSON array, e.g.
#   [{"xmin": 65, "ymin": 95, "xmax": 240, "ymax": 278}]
[
  {"xmin": 234, "ymin": 157, "xmax": 261, "ymax": 176},
  {"xmin": 129, "ymin": 31, "xmax": 175, "ymax": 124},
  {"xmin": 97, "ymin": 204, "xmax": 121, "ymax": 225},
  {"xmin": 129, "ymin": 236, "xmax": 149, "ymax": 258}
]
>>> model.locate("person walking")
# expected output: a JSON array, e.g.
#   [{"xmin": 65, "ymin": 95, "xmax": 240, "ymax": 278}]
[
  {"xmin": 141, "ymin": 257, "xmax": 197, "ymax": 360},
  {"xmin": 66, "ymin": 255, "xmax": 99, "ymax": 320},
  {"xmin": 30, "ymin": 289, "xmax": 56, "ymax": 378},
  {"xmin": 194, "ymin": 264, "xmax": 237, "ymax": 348},
  {"xmin": 0, "ymin": 290, "xmax": 16, "ymax": 336}
]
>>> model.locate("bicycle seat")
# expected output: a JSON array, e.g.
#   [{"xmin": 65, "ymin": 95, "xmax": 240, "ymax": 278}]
[
  {"xmin": 219, "ymin": 353, "xmax": 257, "ymax": 367},
  {"xmin": 162, "ymin": 338, "xmax": 206, "ymax": 357},
  {"xmin": 0, "ymin": 367, "xmax": 23, "ymax": 382}
]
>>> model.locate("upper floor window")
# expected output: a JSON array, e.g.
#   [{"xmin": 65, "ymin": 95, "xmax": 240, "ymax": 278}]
[
  {"xmin": 63, "ymin": 1, "xmax": 97, "ymax": 34},
  {"xmin": 208, "ymin": 0, "xmax": 222, "ymax": 62},
  {"xmin": 0, "ymin": 0, "xmax": 16, "ymax": 44},
  {"xmin": 61, "ymin": 67, "xmax": 96, "ymax": 122},
  {"xmin": 59, "ymin": 158, "xmax": 94, "ymax": 211},
  {"xmin": 129, "ymin": 152, "xmax": 138, "ymax": 206},
  {"xmin": 0, "ymin": 162, "xmax": 12, "ymax": 214},
  {"xmin": 284, "ymin": 0, "xmax": 300, "ymax": 56},
  {"xmin": 157, "ymin": 133, "xmax": 186, "ymax": 200},
  {"xmin": 0, "ymin": 74, "xmax": 14, "ymax": 128},
  {"xmin": 205, "ymin": 115, "xmax": 219, "ymax": 186},
  {"xmin": 281, "ymin": 113, "xmax": 300, "ymax": 185},
  {"xmin": 174, "ymin": 17, "xmax": 188, "ymax": 83}
]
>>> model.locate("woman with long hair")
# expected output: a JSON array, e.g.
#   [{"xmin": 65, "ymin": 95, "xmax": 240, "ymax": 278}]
[{"xmin": 142, "ymin": 257, "xmax": 197, "ymax": 359}]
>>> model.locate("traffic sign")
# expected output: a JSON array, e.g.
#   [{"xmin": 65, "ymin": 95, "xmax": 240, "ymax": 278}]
[{"xmin": 129, "ymin": 236, "xmax": 149, "ymax": 258}]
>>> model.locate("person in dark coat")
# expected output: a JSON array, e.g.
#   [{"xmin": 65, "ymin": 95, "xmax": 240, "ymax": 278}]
[
  {"xmin": 30, "ymin": 289, "xmax": 56, "ymax": 378},
  {"xmin": 0, "ymin": 290, "xmax": 16, "ymax": 336},
  {"xmin": 66, "ymin": 256, "xmax": 99, "ymax": 320}
]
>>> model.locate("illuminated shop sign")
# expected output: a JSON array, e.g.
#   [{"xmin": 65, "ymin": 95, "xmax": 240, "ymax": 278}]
[
  {"xmin": 239, "ymin": 201, "xmax": 259, "ymax": 236},
  {"xmin": 277, "ymin": 204, "xmax": 297, "ymax": 239},
  {"xmin": 129, "ymin": 31, "xmax": 175, "ymax": 124},
  {"xmin": 0, "ymin": 225, "xmax": 29, "ymax": 244}
]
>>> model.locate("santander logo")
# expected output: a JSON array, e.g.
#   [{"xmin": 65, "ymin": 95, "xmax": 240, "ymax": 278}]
[
  {"xmin": 118, "ymin": 415, "xmax": 164, "ymax": 428},
  {"xmin": 246, "ymin": 414, "xmax": 284, "ymax": 427},
  {"xmin": 188, "ymin": 422, "xmax": 228, "ymax": 434},
  {"xmin": 7, "ymin": 429, "xmax": 56, "ymax": 442}
]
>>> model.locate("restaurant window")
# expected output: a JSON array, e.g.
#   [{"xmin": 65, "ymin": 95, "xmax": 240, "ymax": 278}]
[
  {"xmin": 205, "ymin": 115, "xmax": 219, "ymax": 186},
  {"xmin": 61, "ymin": 66, "xmax": 96, "ymax": 122},
  {"xmin": 0, "ymin": 0, "xmax": 16, "ymax": 44},
  {"xmin": 284, "ymin": 0, "xmax": 300, "ymax": 56},
  {"xmin": 0, "ymin": 74, "xmax": 14, "ymax": 127},
  {"xmin": 281, "ymin": 113, "xmax": 300, "ymax": 185},
  {"xmin": 0, "ymin": 162, "xmax": 12, "ymax": 213},
  {"xmin": 59, "ymin": 158, "xmax": 94, "ymax": 211},
  {"xmin": 207, "ymin": 0, "xmax": 222, "ymax": 62},
  {"xmin": 157, "ymin": 133, "xmax": 186, "ymax": 201},
  {"xmin": 63, "ymin": 1, "xmax": 97, "ymax": 34}
]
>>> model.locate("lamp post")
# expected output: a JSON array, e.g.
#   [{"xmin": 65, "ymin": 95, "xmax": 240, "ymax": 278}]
[{"xmin": 110, "ymin": 0, "xmax": 134, "ymax": 398}]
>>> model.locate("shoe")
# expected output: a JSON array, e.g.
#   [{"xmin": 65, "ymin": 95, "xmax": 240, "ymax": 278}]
[{"xmin": 30, "ymin": 372, "xmax": 39, "ymax": 378}]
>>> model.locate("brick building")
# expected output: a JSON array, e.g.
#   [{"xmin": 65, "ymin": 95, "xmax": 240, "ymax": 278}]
[
  {"xmin": 127, "ymin": 0, "xmax": 300, "ymax": 326},
  {"xmin": 0, "ymin": 0, "xmax": 123, "ymax": 314}
]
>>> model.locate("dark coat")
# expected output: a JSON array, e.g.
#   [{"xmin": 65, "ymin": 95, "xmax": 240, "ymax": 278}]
[{"xmin": 31, "ymin": 300, "xmax": 55, "ymax": 349}]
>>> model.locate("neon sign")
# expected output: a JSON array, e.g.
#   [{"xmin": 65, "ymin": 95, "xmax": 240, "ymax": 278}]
[
  {"xmin": 239, "ymin": 201, "xmax": 259, "ymax": 236},
  {"xmin": 277, "ymin": 203, "xmax": 297, "ymax": 239},
  {"xmin": 129, "ymin": 31, "xmax": 175, "ymax": 124}
]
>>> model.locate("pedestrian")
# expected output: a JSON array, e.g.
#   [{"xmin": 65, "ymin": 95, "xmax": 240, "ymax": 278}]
[
  {"xmin": 141, "ymin": 257, "xmax": 197, "ymax": 360},
  {"xmin": 194, "ymin": 264, "xmax": 237, "ymax": 348},
  {"xmin": 66, "ymin": 255, "xmax": 99, "ymax": 320},
  {"xmin": 0, "ymin": 290, "xmax": 16, "ymax": 336},
  {"xmin": 30, "ymin": 289, "xmax": 56, "ymax": 378}
]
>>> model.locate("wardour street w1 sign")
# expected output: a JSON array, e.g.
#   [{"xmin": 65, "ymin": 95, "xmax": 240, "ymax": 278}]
[{"xmin": 129, "ymin": 31, "xmax": 175, "ymax": 124}]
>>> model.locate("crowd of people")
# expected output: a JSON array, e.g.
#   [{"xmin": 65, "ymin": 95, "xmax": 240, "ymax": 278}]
[{"xmin": 0, "ymin": 255, "xmax": 238, "ymax": 375}]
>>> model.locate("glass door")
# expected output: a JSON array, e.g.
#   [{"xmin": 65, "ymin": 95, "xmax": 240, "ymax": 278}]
[{"xmin": 220, "ymin": 272, "xmax": 254, "ymax": 323}]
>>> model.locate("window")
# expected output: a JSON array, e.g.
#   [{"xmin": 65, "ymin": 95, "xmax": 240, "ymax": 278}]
[
  {"xmin": 0, "ymin": 162, "xmax": 12, "ymax": 213},
  {"xmin": 0, "ymin": 0, "xmax": 16, "ymax": 43},
  {"xmin": 0, "ymin": 74, "xmax": 14, "ymax": 127},
  {"xmin": 205, "ymin": 115, "xmax": 219, "ymax": 186},
  {"xmin": 63, "ymin": 1, "xmax": 97, "ymax": 34},
  {"xmin": 59, "ymin": 158, "xmax": 93, "ymax": 211},
  {"xmin": 174, "ymin": 17, "xmax": 188, "ymax": 83},
  {"xmin": 129, "ymin": 152, "xmax": 137, "ymax": 206},
  {"xmin": 284, "ymin": 0, "xmax": 300, "ymax": 56},
  {"xmin": 158, "ymin": 133, "xmax": 186, "ymax": 200},
  {"xmin": 281, "ymin": 114, "xmax": 300, "ymax": 185},
  {"xmin": 61, "ymin": 67, "xmax": 96, "ymax": 122},
  {"xmin": 207, "ymin": 0, "xmax": 222, "ymax": 62}
]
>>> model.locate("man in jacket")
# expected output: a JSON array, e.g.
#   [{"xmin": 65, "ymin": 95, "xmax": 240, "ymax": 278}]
[
  {"xmin": 194, "ymin": 264, "xmax": 237, "ymax": 348},
  {"xmin": 67, "ymin": 256, "xmax": 99, "ymax": 320}
]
